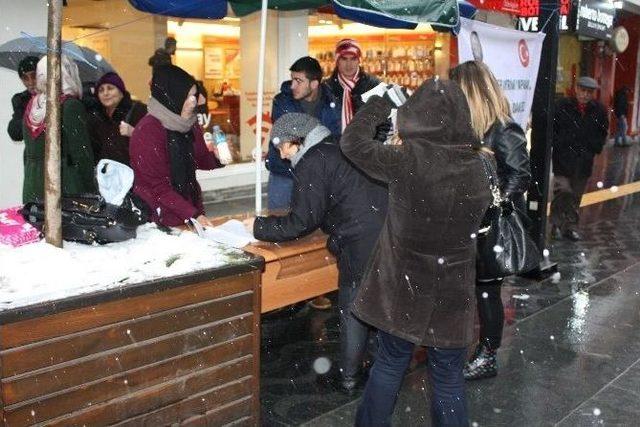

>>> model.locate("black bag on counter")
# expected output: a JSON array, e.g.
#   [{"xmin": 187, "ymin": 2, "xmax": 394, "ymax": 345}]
[
  {"xmin": 476, "ymin": 153, "xmax": 541, "ymax": 280},
  {"xmin": 21, "ymin": 193, "xmax": 148, "ymax": 245}
]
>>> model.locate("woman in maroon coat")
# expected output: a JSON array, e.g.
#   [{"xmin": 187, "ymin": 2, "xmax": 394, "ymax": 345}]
[{"xmin": 130, "ymin": 65, "xmax": 222, "ymax": 227}]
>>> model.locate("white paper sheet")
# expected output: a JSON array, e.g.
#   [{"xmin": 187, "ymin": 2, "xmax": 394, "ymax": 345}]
[{"xmin": 201, "ymin": 219, "xmax": 257, "ymax": 248}]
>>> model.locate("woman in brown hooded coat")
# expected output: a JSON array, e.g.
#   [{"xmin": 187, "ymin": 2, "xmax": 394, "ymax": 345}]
[{"xmin": 340, "ymin": 78, "xmax": 492, "ymax": 426}]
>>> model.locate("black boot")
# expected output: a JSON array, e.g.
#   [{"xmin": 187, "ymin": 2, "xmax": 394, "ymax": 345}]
[{"xmin": 463, "ymin": 342, "xmax": 497, "ymax": 381}]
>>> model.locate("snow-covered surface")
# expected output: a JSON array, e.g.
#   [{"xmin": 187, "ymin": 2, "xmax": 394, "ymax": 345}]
[{"xmin": 0, "ymin": 224, "xmax": 252, "ymax": 311}]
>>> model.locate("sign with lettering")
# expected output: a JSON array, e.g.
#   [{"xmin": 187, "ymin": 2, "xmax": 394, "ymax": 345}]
[
  {"xmin": 576, "ymin": 0, "xmax": 615, "ymax": 40},
  {"xmin": 518, "ymin": 0, "xmax": 573, "ymax": 33},
  {"xmin": 458, "ymin": 18, "xmax": 546, "ymax": 129},
  {"xmin": 467, "ymin": 0, "xmax": 521, "ymax": 14}
]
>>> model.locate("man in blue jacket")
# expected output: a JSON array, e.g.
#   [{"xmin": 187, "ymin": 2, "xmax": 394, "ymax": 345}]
[{"xmin": 267, "ymin": 56, "xmax": 340, "ymax": 211}]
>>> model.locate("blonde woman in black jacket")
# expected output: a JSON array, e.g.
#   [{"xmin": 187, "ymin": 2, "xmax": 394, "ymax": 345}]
[{"xmin": 450, "ymin": 61, "xmax": 531, "ymax": 381}]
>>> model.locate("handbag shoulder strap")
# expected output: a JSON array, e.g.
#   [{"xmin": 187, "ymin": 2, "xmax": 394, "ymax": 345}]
[{"xmin": 478, "ymin": 150, "xmax": 502, "ymax": 206}]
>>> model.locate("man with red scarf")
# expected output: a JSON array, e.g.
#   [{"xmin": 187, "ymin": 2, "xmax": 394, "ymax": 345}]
[
  {"xmin": 550, "ymin": 76, "xmax": 608, "ymax": 241},
  {"xmin": 326, "ymin": 39, "xmax": 381, "ymax": 132}
]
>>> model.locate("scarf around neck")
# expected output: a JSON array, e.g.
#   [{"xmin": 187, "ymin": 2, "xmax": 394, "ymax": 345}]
[
  {"xmin": 148, "ymin": 96, "xmax": 200, "ymax": 205},
  {"xmin": 25, "ymin": 55, "xmax": 82, "ymax": 139},
  {"xmin": 147, "ymin": 96, "xmax": 196, "ymax": 132},
  {"xmin": 24, "ymin": 94, "xmax": 73, "ymax": 139},
  {"xmin": 337, "ymin": 68, "xmax": 360, "ymax": 132}
]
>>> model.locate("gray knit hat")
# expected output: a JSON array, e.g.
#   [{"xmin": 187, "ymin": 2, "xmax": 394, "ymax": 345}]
[{"xmin": 270, "ymin": 113, "xmax": 320, "ymax": 147}]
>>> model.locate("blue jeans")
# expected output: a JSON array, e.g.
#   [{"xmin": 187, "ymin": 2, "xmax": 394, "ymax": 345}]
[
  {"xmin": 615, "ymin": 114, "xmax": 628, "ymax": 145},
  {"xmin": 267, "ymin": 172, "xmax": 293, "ymax": 211},
  {"xmin": 355, "ymin": 331, "xmax": 468, "ymax": 427}
]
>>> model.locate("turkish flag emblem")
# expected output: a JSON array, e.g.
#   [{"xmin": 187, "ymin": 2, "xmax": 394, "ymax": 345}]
[{"xmin": 518, "ymin": 39, "xmax": 530, "ymax": 68}]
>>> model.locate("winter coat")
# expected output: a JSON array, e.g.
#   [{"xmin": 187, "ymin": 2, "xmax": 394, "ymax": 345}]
[
  {"xmin": 325, "ymin": 69, "xmax": 381, "ymax": 114},
  {"xmin": 7, "ymin": 90, "xmax": 31, "ymax": 141},
  {"xmin": 88, "ymin": 94, "xmax": 147, "ymax": 166},
  {"xmin": 341, "ymin": 80, "xmax": 492, "ymax": 348},
  {"xmin": 267, "ymin": 81, "xmax": 341, "ymax": 178},
  {"xmin": 254, "ymin": 134, "xmax": 388, "ymax": 286},
  {"xmin": 552, "ymin": 97, "xmax": 608, "ymax": 178},
  {"xmin": 130, "ymin": 114, "xmax": 222, "ymax": 227},
  {"xmin": 21, "ymin": 98, "xmax": 96, "ymax": 203},
  {"xmin": 482, "ymin": 119, "xmax": 531, "ymax": 210}
]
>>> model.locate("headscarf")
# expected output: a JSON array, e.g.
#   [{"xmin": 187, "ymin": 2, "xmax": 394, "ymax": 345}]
[
  {"xmin": 335, "ymin": 39, "xmax": 362, "ymax": 131},
  {"xmin": 24, "ymin": 55, "xmax": 82, "ymax": 139},
  {"xmin": 147, "ymin": 65, "xmax": 200, "ymax": 204}
]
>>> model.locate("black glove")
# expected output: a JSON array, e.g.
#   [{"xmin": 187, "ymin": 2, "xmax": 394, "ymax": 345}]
[{"xmin": 373, "ymin": 118, "xmax": 393, "ymax": 143}]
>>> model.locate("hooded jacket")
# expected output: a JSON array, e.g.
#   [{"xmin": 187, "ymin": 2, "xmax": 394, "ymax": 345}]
[
  {"xmin": 341, "ymin": 79, "xmax": 492, "ymax": 348},
  {"xmin": 267, "ymin": 80, "xmax": 341, "ymax": 177},
  {"xmin": 254, "ymin": 126, "xmax": 388, "ymax": 283}
]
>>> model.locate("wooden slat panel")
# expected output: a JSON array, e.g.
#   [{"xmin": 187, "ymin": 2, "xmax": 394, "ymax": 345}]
[
  {"xmin": 3, "ymin": 335, "xmax": 252, "ymax": 426},
  {"xmin": 1, "ymin": 291, "xmax": 253, "ymax": 377},
  {"xmin": 3, "ymin": 315, "xmax": 253, "ymax": 405},
  {"xmin": 44, "ymin": 357, "xmax": 253, "ymax": 427},
  {"xmin": 261, "ymin": 262, "xmax": 338, "ymax": 313},
  {"xmin": 250, "ymin": 269, "xmax": 261, "ymax": 427},
  {"xmin": 0, "ymin": 274, "xmax": 254, "ymax": 349},
  {"xmin": 224, "ymin": 416, "xmax": 255, "ymax": 427},
  {"xmin": 244, "ymin": 230, "xmax": 329, "ymax": 261},
  {"xmin": 180, "ymin": 396, "xmax": 252, "ymax": 427},
  {"xmin": 277, "ymin": 248, "xmax": 335, "ymax": 280},
  {"xmin": 112, "ymin": 377, "xmax": 252, "ymax": 426}
]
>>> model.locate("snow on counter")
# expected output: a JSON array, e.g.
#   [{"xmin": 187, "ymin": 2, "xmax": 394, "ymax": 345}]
[{"xmin": 0, "ymin": 224, "xmax": 251, "ymax": 311}]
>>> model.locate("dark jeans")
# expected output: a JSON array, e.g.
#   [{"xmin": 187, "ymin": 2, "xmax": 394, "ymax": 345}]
[
  {"xmin": 339, "ymin": 284, "xmax": 375, "ymax": 379},
  {"xmin": 615, "ymin": 114, "xmax": 628, "ymax": 145},
  {"xmin": 476, "ymin": 279, "xmax": 504, "ymax": 349},
  {"xmin": 550, "ymin": 174, "xmax": 589, "ymax": 233},
  {"xmin": 337, "ymin": 243, "xmax": 377, "ymax": 378},
  {"xmin": 267, "ymin": 172, "xmax": 293, "ymax": 211},
  {"xmin": 355, "ymin": 331, "xmax": 468, "ymax": 427}
]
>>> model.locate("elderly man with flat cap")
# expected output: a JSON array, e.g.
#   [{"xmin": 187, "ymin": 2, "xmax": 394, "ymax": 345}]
[
  {"xmin": 7, "ymin": 56, "xmax": 39, "ymax": 141},
  {"xmin": 550, "ymin": 76, "xmax": 609, "ymax": 241}
]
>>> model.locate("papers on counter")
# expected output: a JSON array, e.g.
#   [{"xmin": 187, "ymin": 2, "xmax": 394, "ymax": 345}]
[{"xmin": 189, "ymin": 218, "xmax": 257, "ymax": 248}]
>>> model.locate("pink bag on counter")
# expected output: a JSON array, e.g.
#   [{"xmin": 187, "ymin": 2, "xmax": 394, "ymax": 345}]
[{"xmin": 0, "ymin": 206, "xmax": 41, "ymax": 247}]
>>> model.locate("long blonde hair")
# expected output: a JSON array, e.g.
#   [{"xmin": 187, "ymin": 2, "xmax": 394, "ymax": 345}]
[{"xmin": 449, "ymin": 61, "xmax": 511, "ymax": 140}]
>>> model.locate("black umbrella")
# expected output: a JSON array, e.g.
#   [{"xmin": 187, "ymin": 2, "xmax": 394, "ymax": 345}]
[{"xmin": 0, "ymin": 34, "xmax": 115, "ymax": 82}]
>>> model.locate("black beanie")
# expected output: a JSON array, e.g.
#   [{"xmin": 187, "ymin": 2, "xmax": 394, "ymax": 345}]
[
  {"xmin": 151, "ymin": 65, "xmax": 197, "ymax": 114},
  {"xmin": 18, "ymin": 56, "xmax": 39, "ymax": 78}
]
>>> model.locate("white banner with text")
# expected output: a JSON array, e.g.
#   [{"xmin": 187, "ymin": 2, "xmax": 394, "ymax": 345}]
[{"xmin": 458, "ymin": 18, "xmax": 546, "ymax": 130}]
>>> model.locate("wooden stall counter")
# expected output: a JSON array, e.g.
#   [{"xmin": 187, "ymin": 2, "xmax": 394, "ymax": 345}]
[
  {"xmin": 243, "ymin": 231, "xmax": 339, "ymax": 313},
  {"xmin": 0, "ymin": 254, "xmax": 264, "ymax": 426}
]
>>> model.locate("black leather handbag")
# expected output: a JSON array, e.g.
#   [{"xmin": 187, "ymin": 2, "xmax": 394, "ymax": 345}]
[
  {"xmin": 476, "ymin": 153, "xmax": 541, "ymax": 280},
  {"xmin": 21, "ymin": 193, "xmax": 148, "ymax": 245}
]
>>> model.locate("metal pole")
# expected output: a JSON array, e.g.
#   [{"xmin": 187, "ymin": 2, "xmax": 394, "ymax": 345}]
[
  {"xmin": 44, "ymin": 0, "xmax": 63, "ymax": 247},
  {"xmin": 254, "ymin": 0, "xmax": 269, "ymax": 216},
  {"xmin": 526, "ymin": 0, "xmax": 560, "ymax": 276}
]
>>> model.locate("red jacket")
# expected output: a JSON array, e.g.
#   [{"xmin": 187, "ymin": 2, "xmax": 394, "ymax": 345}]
[{"xmin": 130, "ymin": 114, "xmax": 221, "ymax": 226}]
